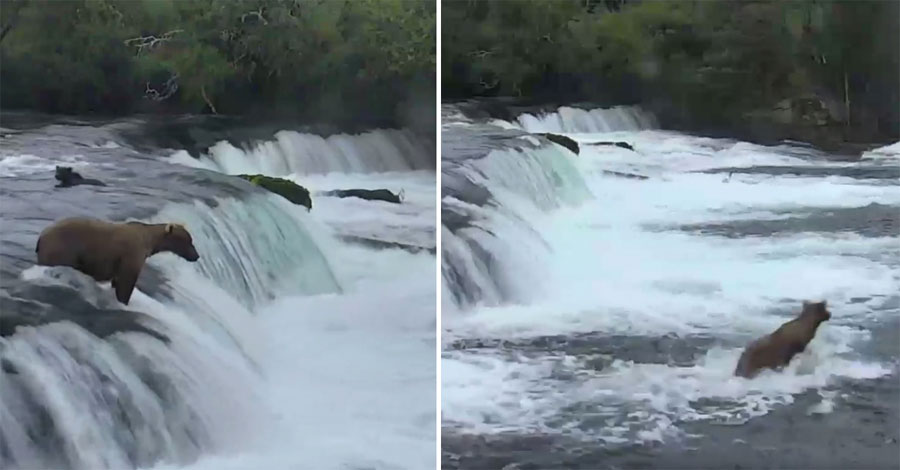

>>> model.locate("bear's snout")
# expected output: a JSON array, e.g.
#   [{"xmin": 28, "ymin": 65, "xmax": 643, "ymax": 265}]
[{"xmin": 185, "ymin": 247, "xmax": 200, "ymax": 262}]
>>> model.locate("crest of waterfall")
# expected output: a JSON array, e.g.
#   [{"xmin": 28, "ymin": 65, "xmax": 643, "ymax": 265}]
[
  {"xmin": 0, "ymin": 192, "xmax": 342, "ymax": 470},
  {"xmin": 441, "ymin": 141, "xmax": 593, "ymax": 309},
  {"xmin": 147, "ymin": 193, "xmax": 341, "ymax": 307},
  {"xmin": 509, "ymin": 105, "xmax": 657, "ymax": 134},
  {"xmin": 174, "ymin": 128, "xmax": 434, "ymax": 176}
]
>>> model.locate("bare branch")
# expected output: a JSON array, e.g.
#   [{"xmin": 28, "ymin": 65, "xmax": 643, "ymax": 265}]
[
  {"xmin": 124, "ymin": 29, "xmax": 183, "ymax": 54},
  {"xmin": 200, "ymin": 85, "xmax": 218, "ymax": 114},
  {"xmin": 468, "ymin": 50, "xmax": 493, "ymax": 59},
  {"xmin": 0, "ymin": 0, "xmax": 30, "ymax": 44},
  {"xmin": 144, "ymin": 74, "xmax": 179, "ymax": 101}
]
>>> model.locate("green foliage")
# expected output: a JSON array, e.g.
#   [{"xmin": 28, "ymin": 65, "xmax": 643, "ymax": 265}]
[
  {"xmin": 0, "ymin": 0, "xmax": 436, "ymax": 125},
  {"xmin": 443, "ymin": 0, "xmax": 898, "ymax": 139}
]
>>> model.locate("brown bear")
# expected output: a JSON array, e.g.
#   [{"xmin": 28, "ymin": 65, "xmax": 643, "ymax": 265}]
[
  {"xmin": 734, "ymin": 300, "xmax": 831, "ymax": 378},
  {"xmin": 35, "ymin": 217, "xmax": 200, "ymax": 305}
]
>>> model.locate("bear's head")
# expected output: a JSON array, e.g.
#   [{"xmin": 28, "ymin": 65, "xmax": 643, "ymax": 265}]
[
  {"xmin": 55, "ymin": 166, "xmax": 74, "ymax": 181},
  {"xmin": 159, "ymin": 223, "xmax": 200, "ymax": 262},
  {"xmin": 802, "ymin": 300, "xmax": 831, "ymax": 323}
]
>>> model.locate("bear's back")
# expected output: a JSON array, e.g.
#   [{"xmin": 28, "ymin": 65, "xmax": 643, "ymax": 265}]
[{"xmin": 36, "ymin": 218, "xmax": 132, "ymax": 279}]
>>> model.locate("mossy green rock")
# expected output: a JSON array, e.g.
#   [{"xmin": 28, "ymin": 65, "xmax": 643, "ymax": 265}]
[
  {"xmin": 237, "ymin": 174, "xmax": 312, "ymax": 210},
  {"xmin": 538, "ymin": 133, "xmax": 580, "ymax": 155}
]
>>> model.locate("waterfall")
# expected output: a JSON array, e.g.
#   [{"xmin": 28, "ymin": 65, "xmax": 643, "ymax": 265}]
[
  {"xmin": 147, "ymin": 194, "xmax": 341, "ymax": 307},
  {"xmin": 170, "ymin": 128, "xmax": 434, "ymax": 176},
  {"xmin": 440, "ymin": 103, "xmax": 661, "ymax": 308},
  {"xmin": 441, "ymin": 132, "xmax": 593, "ymax": 308},
  {"xmin": 0, "ymin": 193, "xmax": 342, "ymax": 470},
  {"xmin": 501, "ymin": 105, "xmax": 657, "ymax": 134}
]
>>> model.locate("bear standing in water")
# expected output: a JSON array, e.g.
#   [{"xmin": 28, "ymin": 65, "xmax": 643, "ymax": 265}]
[
  {"xmin": 734, "ymin": 300, "xmax": 831, "ymax": 378},
  {"xmin": 35, "ymin": 217, "xmax": 200, "ymax": 305}
]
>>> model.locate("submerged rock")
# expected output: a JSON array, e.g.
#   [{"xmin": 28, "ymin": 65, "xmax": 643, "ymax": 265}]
[
  {"xmin": 337, "ymin": 234, "xmax": 434, "ymax": 254},
  {"xmin": 237, "ymin": 174, "xmax": 312, "ymax": 210},
  {"xmin": 600, "ymin": 170, "xmax": 648, "ymax": 180},
  {"xmin": 323, "ymin": 188, "xmax": 403, "ymax": 204},
  {"xmin": 587, "ymin": 141, "xmax": 635, "ymax": 151},
  {"xmin": 537, "ymin": 133, "xmax": 580, "ymax": 155}
]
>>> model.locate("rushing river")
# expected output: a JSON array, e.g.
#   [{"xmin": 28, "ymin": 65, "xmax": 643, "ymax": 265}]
[
  {"xmin": 0, "ymin": 113, "xmax": 436, "ymax": 470},
  {"xmin": 441, "ymin": 104, "xmax": 900, "ymax": 469}
]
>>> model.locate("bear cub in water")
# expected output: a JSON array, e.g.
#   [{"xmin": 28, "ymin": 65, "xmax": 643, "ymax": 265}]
[
  {"xmin": 55, "ymin": 166, "xmax": 106, "ymax": 188},
  {"xmin": 734, "ymin": 300, "xmax": 831, "ymax": 378},
  {"xmin": 36, "ymin": 217, "xmax": 199, "ymax": 305}
]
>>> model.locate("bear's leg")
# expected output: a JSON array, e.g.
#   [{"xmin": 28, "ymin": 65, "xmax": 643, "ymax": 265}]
[
  {"xmin": 783, "ymin": 341, "xmax": 806, "ymax": 366},
  {"xmin": 113, "ymin": 255, "xmax": 144, "ymax": 305}
]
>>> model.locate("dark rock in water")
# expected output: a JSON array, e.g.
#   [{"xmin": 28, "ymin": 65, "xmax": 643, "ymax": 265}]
[
  {"xmin": 537, "ymin": 133, "xmax": 580, "ymax": 155},
  {"xmin": 237, "ymin": 174, "xmax": 312, "ymax": 210},
  {"xmin": 600, "ymin": 170, "xmax": 648, "ymax": 180},
  {"xmin": 1, "ymin": 358, "xmax": 18, "ymax": 374},
  {"xmin": 587, "ymin": 141, "xmax": 635, "ymax": 151},
  {"xmin": 324, "ymin": 188, "xmax": 403, "ymax": 204},
  {"xmin": 54, "ymin": 166, "xmax": 106, "ymax": 188},
  {"xmin": 1, "ymin": 268, "xmax": 169, "ymax": 343},
  {"xmin": 338, "ymin": 235, "xmax": 434, "ymax": 254}
]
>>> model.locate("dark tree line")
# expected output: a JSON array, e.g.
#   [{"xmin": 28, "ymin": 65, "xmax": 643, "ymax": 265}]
[
  {"xmin": 0, "ymin": 0, "xmax": 435, "ymax": 129},
  {"xmin": 443, "ymin": 0, "xmax": 899, "ymax": 145}
]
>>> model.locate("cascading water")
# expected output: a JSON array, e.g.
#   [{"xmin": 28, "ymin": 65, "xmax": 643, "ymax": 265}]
[
  {"xmin": 1, "ymin": 116, "xmax": 436, "ymax": 470},
  {"xmin": 169, "ymin": 128, "xmax": 434, "ymax": 176},
  {"xmin": 441, "ymin": 139, "xmax": 592, "ymax": 308},
  {"xmin": 497, "ymin": 105, "xmax": 657, "ymax": 134},
  {"xmin": 441, "ymin": 103, "xmax": 900, "ymax": 469},
  {"xmin": 1, "ymin": 192, "xmax": 338, "ymax": 470},
  {"xmin": 171, "ymin": 126, "xmax": 438, "ymax": 253}
]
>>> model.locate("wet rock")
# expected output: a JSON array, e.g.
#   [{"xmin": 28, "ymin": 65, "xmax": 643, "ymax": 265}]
[
  {"xmin": 588, "ymin": 141, "xmax": 635, "ymax": 151},
  {"xmin": 236, "ymin": 174, "xmax": 312, "ymax": 210},
  {"xmin": 337, "ymin": 234, "xmax": 434, "ymax": 254},
  {"xmin": 323, "ymin": 188, "xmax": 402, "ymax": 204},
  {"xmin": 537, "ymin": 133, "xmax": 580, "ymax": 155},
  {"xmin": 600, "ymin": 170, "xmax": 648, "ymax": 180},
  {"xmin": 0, "ymin": 272, "xmax": 169, "ymax": 343}
]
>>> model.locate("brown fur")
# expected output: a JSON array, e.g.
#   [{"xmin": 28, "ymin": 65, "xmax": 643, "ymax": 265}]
[
  {"xmin": 734, "ymin": 300, "xmax": 831, "ymax": 378},
  {"xmin": 35, "ymin": 217, "xmax": 199, "ymax": 305}
]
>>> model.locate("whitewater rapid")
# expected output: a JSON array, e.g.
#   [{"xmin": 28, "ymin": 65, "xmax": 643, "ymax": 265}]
[
  {"xmin": 0, "ymin": 122, "xmax": 436, "ymax": 470},
  {"xmin": 163, "ymin": 128, "xmax": 437, "ymax": 470},
  {"xmin": 441, "ymin": 105, "xmax": 899, "ymax": 446}
]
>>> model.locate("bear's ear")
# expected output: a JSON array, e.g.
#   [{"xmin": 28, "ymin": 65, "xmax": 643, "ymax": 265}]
[{"xmin": 165, "ymin": 223, "xmax": 174, "ymax": 234}]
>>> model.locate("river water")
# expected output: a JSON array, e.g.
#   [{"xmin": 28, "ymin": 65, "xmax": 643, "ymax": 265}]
[
  {"xmin": 0, "ymin": 113, "xmax": 436, "ymax": 470},
  {"xmin": 440, "ymin": 104, "xmax": 900, "ymax": 469}
]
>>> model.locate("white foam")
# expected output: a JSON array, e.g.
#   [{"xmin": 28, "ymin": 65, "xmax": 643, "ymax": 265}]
[
  {"xmin": 149, "ymin": 242, "xmax": 436, "ymax": 470},
  {"xmin": 0, "ymin": 153, "xmax": 90, "ymax": 177},
  {"xmin": 300, "ymin": 170, "xmax": 436, "ymax": 250},
  {"xmin": 508, "ymin": 106, "xmax": 657, "ymax": 134},
  {"xmin": 161, "ymin": 137, "xmax": 437, "ymax": 469},
  {"xmin": 442, "ymin": 127, "xmax": 898, "ymax": 444},
  {"xmin": 861, "ymin": 141, "xmax": 900, "ymax": 160},
  {"xmin": 168, "ymin": 128, "xmax": 432, "ymax": 176},
  {"xmin": 443, "ymin": 333, "xmax": 888, "ymax": 441}
]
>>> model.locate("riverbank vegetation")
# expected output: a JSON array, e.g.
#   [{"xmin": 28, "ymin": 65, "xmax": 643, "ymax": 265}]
[
  {"xmin": 0, "ymin": 0, "xmax": 435, "ymax": 129},
  {"xmin": 443, "ymin": 0, "xmax": 898, "ymax": 148}
]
